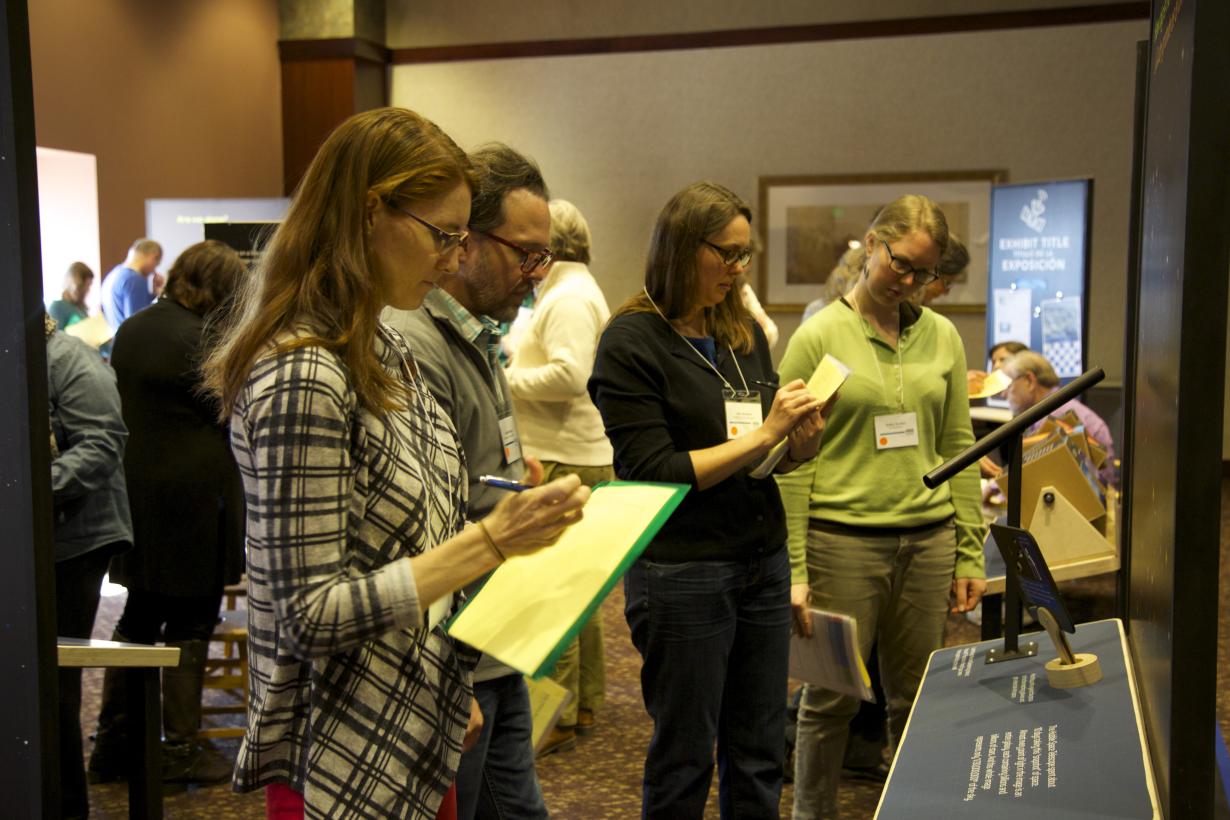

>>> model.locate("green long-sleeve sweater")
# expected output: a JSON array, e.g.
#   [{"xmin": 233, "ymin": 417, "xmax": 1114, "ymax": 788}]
[{"xmin": 775, "ymin": 299, "xmax": 986, "ymax": 584}]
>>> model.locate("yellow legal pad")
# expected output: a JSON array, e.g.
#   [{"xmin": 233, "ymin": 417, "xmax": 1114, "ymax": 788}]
[
  {"xmin": 63, "ymin": 313, "xmax": 115, "ymax": 348},
  {"xmin": 447, "ymin": 481, "xmax": 687, "ymax": 678}
]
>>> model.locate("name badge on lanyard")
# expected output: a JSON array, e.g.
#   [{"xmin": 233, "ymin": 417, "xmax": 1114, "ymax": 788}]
[
  {"xmin": 874, "ymin": 411, "xmax": 919, "ymax": 450},
  {"xmin": 498, "ymin": 414, "xmax": 522, "ymax": 465},
  {"xmin": 724, "ymin": 389, "xmax": 763, "ymax": 440}
]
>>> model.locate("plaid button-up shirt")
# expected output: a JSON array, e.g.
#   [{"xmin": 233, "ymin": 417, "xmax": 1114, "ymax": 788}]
[{"xmin": 231, "ymin": 324, "xmax": 473, "ymax": 818}]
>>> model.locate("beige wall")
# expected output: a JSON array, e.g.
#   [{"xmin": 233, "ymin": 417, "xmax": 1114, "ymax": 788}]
[
  {"xmin": 391, "ymin": 20, "xmax": 1146, "ymax": 377},
  {"xmin": 29, "ymin": 0, "xmax": 283, "ymax": 271}
]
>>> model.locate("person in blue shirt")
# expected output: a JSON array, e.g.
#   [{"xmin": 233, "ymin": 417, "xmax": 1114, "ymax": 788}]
[{"xmin": 100, "ymin": 238, "xmax": 161, "ymax": 332}]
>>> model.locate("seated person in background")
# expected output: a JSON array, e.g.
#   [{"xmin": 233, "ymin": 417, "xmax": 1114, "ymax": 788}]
[
  {"xmin": 967, "ymin": 339, "xmax": 1027, "ymax": 397},
  {"xmin": 970, "ymin": 340, "xmax": 1031, "ymax": 479},
  {"xmin": 49, "ymin": 261, "xmax": 95, "ymax": 330},
  {"xmin": 46, "ymin": 311, "xmax": 133, "ymax": 819},
  {"xmin": 1002, "ymin": 349, "xmax": 1118, "ymax": 487}
]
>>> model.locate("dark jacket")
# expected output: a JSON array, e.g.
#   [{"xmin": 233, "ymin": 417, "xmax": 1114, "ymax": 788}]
[
  {"xmin": 108, "ymin": 299, "xmax": 244, "ymax": 595},
  {"xmin": 588, "ymin": 310, "xmax": 786, "ymax": 563},
  {"xmin": 48, "ymin": 331, "xmax": 133, "ymax": 561}
]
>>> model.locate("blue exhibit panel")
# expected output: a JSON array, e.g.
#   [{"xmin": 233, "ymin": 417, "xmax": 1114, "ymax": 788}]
[
  {"xmin": 876, "ymin": 619, "xmax": 1156, "ymax": 819},
  {"xmin": 986, "ymin": 180, "xmax": 1091, "ymax": 380}
]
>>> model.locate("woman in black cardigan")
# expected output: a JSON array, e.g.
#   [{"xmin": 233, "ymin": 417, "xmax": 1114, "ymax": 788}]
[
  {"xmin": 588, "ymin": 182, "xmax": 831, "ymax": 819},
  {"xmin": 89, "ymin": 240, "xmax": 246, "ymax": 785}
]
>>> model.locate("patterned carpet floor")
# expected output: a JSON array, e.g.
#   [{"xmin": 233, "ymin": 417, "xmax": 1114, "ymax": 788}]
[{"xmin": 77, "ymin": 484, "xmax": 1229, "ymax": 818}]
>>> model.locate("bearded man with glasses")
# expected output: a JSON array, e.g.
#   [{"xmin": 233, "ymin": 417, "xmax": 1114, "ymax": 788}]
[{"xmin": 383, "ymin": 143, "xmax": 555, "ymax": 820}]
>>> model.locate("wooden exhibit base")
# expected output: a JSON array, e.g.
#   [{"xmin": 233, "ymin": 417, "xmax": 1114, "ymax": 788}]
[{"xmin": 1045, "ymin": 653, "xmax": 1103, "ymax": 688}]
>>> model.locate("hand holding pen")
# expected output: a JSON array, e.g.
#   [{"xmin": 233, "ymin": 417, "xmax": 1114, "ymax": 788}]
[
  {"xmin": 479, "ymin": 475, "xmax": 531, "ymax": 493},
  {"xmin": 476, "ymin": 473, "xmax": 590, "ymax": 560}
]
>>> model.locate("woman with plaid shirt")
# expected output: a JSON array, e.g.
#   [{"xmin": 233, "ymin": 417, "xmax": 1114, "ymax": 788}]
[{"xmin": 203, "ymin": 108, "xmax": 589, "ymax": 820}]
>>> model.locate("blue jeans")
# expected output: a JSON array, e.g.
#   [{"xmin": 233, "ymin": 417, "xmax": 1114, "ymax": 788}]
[
  {"xmin": 456, "ymin": 674, "xmax": 548, "ymax": 820},
  {"xmin": 625, "ymin": 547, "xmax": 791, "ymax": 819}
]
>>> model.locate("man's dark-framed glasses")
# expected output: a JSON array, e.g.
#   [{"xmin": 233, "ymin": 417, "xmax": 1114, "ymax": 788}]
[
  {"xmin": 385, "ymin": 199, "xmax": 469, "ymax": 254},
  {"xmin": 481, "ymin": 231, "xmax": 555, "ymax": 274},
  {"xmin": 880, "ymin": 238, "xmax": 939, "ymax": 285},
  {"xmin": 701, "ymin": 240, "xmax": 753, "ymax": 268}
]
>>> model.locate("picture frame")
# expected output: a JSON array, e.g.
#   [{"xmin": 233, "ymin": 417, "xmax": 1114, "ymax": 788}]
[{"xmin": 756, "ymin": 170, "xmax": 1006, "ymax": 312}]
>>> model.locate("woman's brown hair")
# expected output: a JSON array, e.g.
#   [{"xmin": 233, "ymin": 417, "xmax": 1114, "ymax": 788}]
[
  {"xmin": 614, "ymin": 181, "xmax": 755, "ymax": 353},
  {"xmin": 202, "ymin": 107, "xmax": 474, "ymax": 420},
  {"xmin": 62, "ymin": 262, "xmax": 94, "ymax": 305},
  {"xmin": 163, "ymin": 240, "xmax": 244, "ymax": 316}
]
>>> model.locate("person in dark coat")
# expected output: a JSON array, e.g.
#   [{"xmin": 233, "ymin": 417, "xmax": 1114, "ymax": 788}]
[
  {"xmin": 88, "ymin": 239, "xmax": 246, "ymax": 785},
  {"xmin": 46, "ymin": 310, "xmax": 134, "ymax": 819}
]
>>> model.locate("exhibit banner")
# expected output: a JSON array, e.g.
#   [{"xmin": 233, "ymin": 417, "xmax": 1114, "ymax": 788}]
[{"xmin": 986, "ymin": 180, "xmax": 1092, "ymax": 383}]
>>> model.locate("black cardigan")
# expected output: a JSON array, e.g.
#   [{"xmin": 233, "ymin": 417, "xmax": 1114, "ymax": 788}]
[
  {"xmin": 588, "ymin": 311, "xmax": 787, "ymax": 563},
  {"xmin": 109, "ymin": 299, "xmax": 245, "ymax": 595}
]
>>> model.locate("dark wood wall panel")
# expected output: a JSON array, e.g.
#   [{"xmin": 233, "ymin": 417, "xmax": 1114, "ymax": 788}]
[{"xmin": 279, "ymin": 57, "xmax": 356, "ymax": 195}]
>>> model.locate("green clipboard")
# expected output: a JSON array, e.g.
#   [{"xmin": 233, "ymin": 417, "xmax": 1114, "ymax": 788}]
[{"xmin": 446, "ymin": 480, "xmax": 688, "ymax": 678}]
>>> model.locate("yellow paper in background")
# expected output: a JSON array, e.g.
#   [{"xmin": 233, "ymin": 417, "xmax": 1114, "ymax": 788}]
[
  {"xmin": 447, "ymin": 482, "xmax": 685, "ymax": 677},
  {"xmin": 969, "ymin": 368, "xmax": 1012, "ymax": 399},
  {"xmin": 525, "ymin": 676, "xmax": 571, "ymax": 752},
  {"xmin": 64, "ymin": 313, "xmax": 114, "ymax": 348}
]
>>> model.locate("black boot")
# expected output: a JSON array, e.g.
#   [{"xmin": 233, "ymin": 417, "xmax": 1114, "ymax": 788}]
[
  {"xmin": 161, "ymin": 639, "xmax": 233, "ymax": 785},
  {"xmin": 87, "ymin": 629, "xmax": 135, "ymax": 783}
]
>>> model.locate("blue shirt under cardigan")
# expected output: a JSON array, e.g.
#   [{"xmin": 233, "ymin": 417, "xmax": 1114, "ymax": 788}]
[{"xmin": 588, "ymin": 311, "xmax": 787, "ymax": 564}]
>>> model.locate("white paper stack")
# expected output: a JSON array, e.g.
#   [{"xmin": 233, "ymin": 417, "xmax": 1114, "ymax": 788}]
[{"xmin": 789, "ymin": 608, "xmax": 875, "ymax": 702}]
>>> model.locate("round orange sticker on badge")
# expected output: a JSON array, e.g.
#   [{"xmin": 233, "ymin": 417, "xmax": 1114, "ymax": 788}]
[
  {"xmin": 879, "ymin": 437, "xmax": 888, "ymax": 446},
  {"xmin": 731, "ymin": 426, "xmax": 738, "ymax": 436}
]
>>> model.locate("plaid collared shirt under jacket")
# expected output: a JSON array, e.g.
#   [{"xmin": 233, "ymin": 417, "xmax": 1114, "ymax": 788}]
[{"xmin": 230, "ymin": 325, "xmax": 472, "ymax": 818}]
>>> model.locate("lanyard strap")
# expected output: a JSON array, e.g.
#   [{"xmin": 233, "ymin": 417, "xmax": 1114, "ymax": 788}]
[
  {"xmin": 848, "ymin": 295, "xmax": 906, "ymax": 410},
  {"xmin": 645, "ymin": 289, "xmax": 750, "ymax": 394}
]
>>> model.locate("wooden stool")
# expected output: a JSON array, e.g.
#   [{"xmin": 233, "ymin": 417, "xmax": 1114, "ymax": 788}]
[
  {"xmin": 199, "ymin": 608, "xmax": 248, "ymax": 739},
  {"xmin": 222, "ymin": 578, "xmax": 247, "ymax": 610}
]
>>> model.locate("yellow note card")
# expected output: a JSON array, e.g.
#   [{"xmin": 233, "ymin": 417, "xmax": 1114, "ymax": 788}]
[
  {"xmin": 750, "ymin": 354, "xmax": 849, "ymax": 478},
  {"xmin": 448, "ymin": 482, "xmax": 686, "ymax": 677},
  {"xmin": 806, "ymin": 353, "xmax": 851, "ymax": 403}
]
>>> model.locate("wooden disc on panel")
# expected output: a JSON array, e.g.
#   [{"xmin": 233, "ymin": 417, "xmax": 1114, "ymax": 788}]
[{"xmin": 1045, "ymin": 653, "xmax": 1102, "ymax": 688}]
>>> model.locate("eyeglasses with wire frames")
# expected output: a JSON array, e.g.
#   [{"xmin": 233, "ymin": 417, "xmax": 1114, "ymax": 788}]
[
  {"xmin": 879, "ymin": 238, "xmax": 939, "ymax": 286},
  {"xmin": 701, "ymin": 240, "xmax": 753, "ymax": 268},
  {"xmin": 384, "ymin": 199, "xmax": 470, "ymax": 255},
  {"xmin": 480, "ymin": 231, "xmax": 555, "ymax": 274}
]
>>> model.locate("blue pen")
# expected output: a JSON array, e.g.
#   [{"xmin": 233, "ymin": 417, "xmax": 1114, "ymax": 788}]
[{"xmin": 478, "ymin": 475, "xmax": 531, "ymax": 492}]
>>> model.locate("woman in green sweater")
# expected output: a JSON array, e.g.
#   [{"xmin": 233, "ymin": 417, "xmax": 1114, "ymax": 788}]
[{"xmin": 776, "ymin": 195, "xmax": 987, "ymax": 818}]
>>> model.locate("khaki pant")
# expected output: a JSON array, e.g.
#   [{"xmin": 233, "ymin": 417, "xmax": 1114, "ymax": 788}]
[
  {"xmin": 792, "ymin": 520, "xmax": 956, "ymax": 819},
  {"xmin": 540, "ymin": 461, "xmax": 614, "ymax": 725}
]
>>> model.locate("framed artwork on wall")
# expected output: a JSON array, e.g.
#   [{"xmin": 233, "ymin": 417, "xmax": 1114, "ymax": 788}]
[{"xmin": 756, "ymin": 170, "xmax": 1006, "ymax": 312}]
